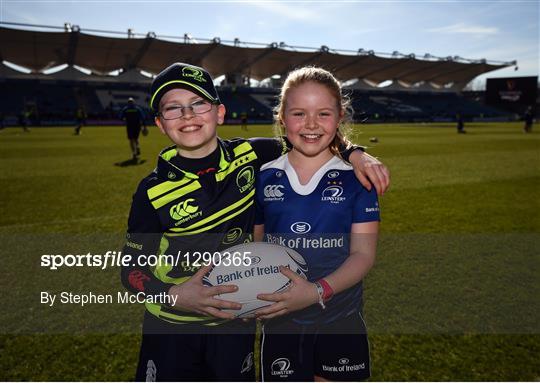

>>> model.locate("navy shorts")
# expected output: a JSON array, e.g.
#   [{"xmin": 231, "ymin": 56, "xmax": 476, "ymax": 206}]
[
  {"xmin": 135, "ymin": 311, "xmax": 255, "ymax": 381},
  {"xmin": 261, "ymin": 312, "xmax": 370, "ymax": 381},
  {"xmin": 127, "ymin": 124, "xmax": 141, "ymax": 139}
]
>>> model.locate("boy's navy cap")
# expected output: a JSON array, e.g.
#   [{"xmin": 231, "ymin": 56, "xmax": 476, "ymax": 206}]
[{"xmin": 150, "ymin": 63, "xmax": 220, "ymax": 111}]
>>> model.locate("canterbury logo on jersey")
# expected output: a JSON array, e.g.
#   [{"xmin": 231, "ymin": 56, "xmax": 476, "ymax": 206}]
[
  {"xmin": 161, "ymin": 143, "xmax": 258, "ymax": 236},
  {"xmin": 168, "ymin": 190, "xmax": 255, "ymax": 236},
  {"xmin": 170, "ymin": 198, "xmax": 202, "ymax": 223},
  {"xmin": 264, "ymin": 184, "xmax": 285, "ymax": 201}
]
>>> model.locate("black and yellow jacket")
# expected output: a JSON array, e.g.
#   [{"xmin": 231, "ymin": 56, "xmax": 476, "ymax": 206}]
[{"xmin": 121, "ymin": 137, "xmax": 287, "ymax": 325}]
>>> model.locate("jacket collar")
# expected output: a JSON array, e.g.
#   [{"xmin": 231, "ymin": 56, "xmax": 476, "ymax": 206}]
[{"xmin": 155, "ymin": 138, "xmax": 233, "ymax": 181}]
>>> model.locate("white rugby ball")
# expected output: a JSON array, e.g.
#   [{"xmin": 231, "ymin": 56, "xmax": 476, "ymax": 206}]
[{"xmin": 204, "ymin": 242, "xmax": 308, "ymax": 318}]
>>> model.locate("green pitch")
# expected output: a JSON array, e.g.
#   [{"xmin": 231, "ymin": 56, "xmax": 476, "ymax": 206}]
[{"xmin": 0, "ymin": 122, "xmax": 538, "ymax": 380}]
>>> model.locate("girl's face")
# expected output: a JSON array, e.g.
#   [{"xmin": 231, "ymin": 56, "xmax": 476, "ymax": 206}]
[
  {"xmin": 282, "ymin": 81, "xmax": 342, "ymax": 159},
  {"xmin": 155, "ymin": 88, "xmax": 225, "ymax": 158}
]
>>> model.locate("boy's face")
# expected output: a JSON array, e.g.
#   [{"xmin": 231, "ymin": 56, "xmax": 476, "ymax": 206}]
[{"xmin": 155, "ymin": 88, "xmax": 225, "ymax": 158}]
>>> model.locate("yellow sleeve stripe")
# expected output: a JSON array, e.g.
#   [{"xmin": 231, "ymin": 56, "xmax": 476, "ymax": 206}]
[
  {"xmin": 159, "ymin": 314, "xmax": 223, "ymax": 326},
  {"xmin": 161, "ymin": 147, "xmax": 178, "ymax": 161},
  {"xmin": 147, "ymin": 178, "xmax": 194, "ymax": 200},
  {"xmin": 145, "ymin": 302, "xmax": 221, "ymax": 324},
  {"xmin": 153, "ymin": 268, "xmax": 191, "ymax": 285},
  {"xmin": 233, "ymin": 141, "xmax": 254, "ymax": 157},
  {"xmin": 157, "ymin": 275, "xmax": 190, "ymax": 284},
  {"xmin": 168, "ymin": 190, "xmax": 255, "ymax": 234},
  {"xmin": 167, "ymin": 199, "xmax": 254, "ymax": 236},
  {"xmin": 215, "ymin": 152, "xmax": 258, "ymax": 182},
  {"xmin": 150, "ymin": 181, "xmax": 202, "ymax": 210}
]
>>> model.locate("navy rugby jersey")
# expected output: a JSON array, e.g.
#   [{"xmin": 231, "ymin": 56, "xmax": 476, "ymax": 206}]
[{"xmin": 255, "ymin": 154, "xmax": 380, "ymax": 324}]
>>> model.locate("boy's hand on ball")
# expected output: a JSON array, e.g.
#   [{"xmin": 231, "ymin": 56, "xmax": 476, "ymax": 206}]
[
  {"xmin": 168, "ymin": 264, "xmax": 242, "ymax": 320},
  {"xmin": 255, "ymin": 266, "xmax": 318, "ymax": 319}
]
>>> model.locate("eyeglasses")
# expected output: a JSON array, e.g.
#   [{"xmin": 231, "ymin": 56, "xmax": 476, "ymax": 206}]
[{"xmin": 159, "ymin": 100, "xmax": 214, "ymax": 120}]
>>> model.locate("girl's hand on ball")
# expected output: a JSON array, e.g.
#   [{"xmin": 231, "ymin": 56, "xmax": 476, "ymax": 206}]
[{"xmin": 254, "ymin": 266, "xmax": 318, "ymax": 319}]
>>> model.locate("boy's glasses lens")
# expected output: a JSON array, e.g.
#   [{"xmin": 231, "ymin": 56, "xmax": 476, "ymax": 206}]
[{"xmin": 161, "ymin": 101, "xmax": 212, "ymax": 120}]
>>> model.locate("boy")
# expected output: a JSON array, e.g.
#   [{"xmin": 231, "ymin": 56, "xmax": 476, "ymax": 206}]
[{"xmin": 120, "ymin": 62, "xmax": 389, "ymax": 381}]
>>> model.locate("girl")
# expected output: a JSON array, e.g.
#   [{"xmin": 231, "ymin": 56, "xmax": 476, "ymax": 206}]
[{"xmin": 254, "ymin": 67, "xmax": 380, "ymax": 381}]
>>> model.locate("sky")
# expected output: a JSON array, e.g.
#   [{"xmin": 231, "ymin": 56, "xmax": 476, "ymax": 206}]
[{"xmin": 1, "ymin": 0, "xmax": 538, "ymax": 88}]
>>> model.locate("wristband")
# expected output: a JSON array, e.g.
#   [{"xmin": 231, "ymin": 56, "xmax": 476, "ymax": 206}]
[
  {"xmin": 314, "ymin": 282, "xmax": 326, "ymax": 310},
  {"xmin": 317, "ymin": 278, "xmax": 334, "ymax": 302}
]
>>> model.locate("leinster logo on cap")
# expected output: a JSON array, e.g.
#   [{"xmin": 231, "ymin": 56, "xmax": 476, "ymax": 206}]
[{"xmin": 182, "ymin": 66, "xmax": 206, "ymax": 83}]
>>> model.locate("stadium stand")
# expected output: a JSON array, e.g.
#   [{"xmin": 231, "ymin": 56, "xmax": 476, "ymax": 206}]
[
  {"xmin": 348, "ymin": 89, "xmax": 508, "ymax": 122},
  {"xmin": 0, "ymin": 78, "xmax": 510, "ymax": 126},
  {"xmin": 0, "ymin": 23, "xmax": 523, "ymax": 126}
]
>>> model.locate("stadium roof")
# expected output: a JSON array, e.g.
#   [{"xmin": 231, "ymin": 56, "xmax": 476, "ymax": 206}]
[{"xmin": 0, "ymin": 23, "xmax": 516, "ymax": 89}]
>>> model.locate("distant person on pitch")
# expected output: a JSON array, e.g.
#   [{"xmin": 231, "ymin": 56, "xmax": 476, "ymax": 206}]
[
  {"xmin": 456, "ymin": 113, "xmax": 466, "ymax": 134},
  {"xmin": 240, "ymin": 111, "xmax": 248, "ymax": 131},
  {"xmin": 120, "ymin": 97, "xmax": 147, "ymax": 160},
  {"xmin": 523, "ymin": 106, "xmax": 534, "ymax": 133},
  {"xmin": 18, "ymin": 110, "xmax": 30, "ymax": 132},
  {"xmin": 74, "ymin": 106, "xmax": 87, "ymax": 135},
  {"xmin": 119, "ymin": 62, "xmax": 390, "ymax": 381},
  {"xmin": 254, "ymin": 67, "xmax": 379, "ymax": 381}
]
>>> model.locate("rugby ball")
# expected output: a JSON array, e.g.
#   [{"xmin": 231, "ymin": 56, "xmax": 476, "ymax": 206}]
[{"xmin": 204, "ymin": 242, "xmax": 308, "ymax": 318}]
